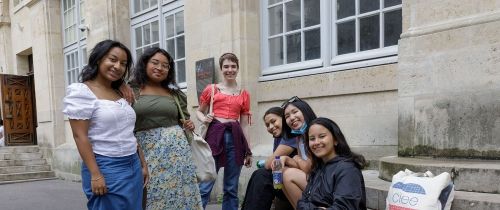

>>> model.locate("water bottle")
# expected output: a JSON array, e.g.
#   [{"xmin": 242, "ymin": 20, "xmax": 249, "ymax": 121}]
[
  {"xmin": 256, "ymin": 160, "xmax": 266, "ymax": 168},
  {"xmin": 272, "ymin": 156, "xmax": 283, "ymax": 189}
]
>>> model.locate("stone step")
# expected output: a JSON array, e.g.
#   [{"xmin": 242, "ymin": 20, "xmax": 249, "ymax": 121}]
[
  {"xmin": 0, "ymin": 152, "xmax": 43, "ymax": 160},
  {"xmin": 0, "ymin": 171, "xmax": 56, "ymax": 182},
  {"xmin": 0, "ymin": 165, "xmax": 51, "ymax": 174},
  {"xmin": 378, "ymin": 156, "xmax": 500, "ymax": 193},
  {"xmin": 0, "ymin": 146, "xmax": 40, "ymax": 154},
  {"xmin": 0, "ymin": 159, "xmax": 47, "ymax": 167},
  {"xmin": 363, "ymin": 170, "xmax": 500, "ymax": 210}
]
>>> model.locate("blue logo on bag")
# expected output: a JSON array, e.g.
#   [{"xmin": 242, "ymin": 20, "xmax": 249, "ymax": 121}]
[{"xmin": 393, "ymin": 182, "xmax": 426, "ymax": 195}]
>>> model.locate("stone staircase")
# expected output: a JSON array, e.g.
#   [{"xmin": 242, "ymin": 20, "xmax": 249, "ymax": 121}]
[
  {"xmin": 364, "ymin": 156, "xmax": 500, "ymax": 210},
  {"xmin": 0, "ymin": 146, "xmax": 56, "ymax": 184}
]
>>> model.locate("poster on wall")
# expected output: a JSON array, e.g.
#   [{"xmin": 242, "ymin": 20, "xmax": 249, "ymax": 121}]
[{"xmin": 195, "ymin": 58, "xmax": 216, "ymax": 103}]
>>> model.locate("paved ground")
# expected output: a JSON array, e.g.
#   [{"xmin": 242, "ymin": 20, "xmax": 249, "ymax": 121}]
[{"xmin": 0, "ymin": 179, "xmax": 221, "ymax": 210}]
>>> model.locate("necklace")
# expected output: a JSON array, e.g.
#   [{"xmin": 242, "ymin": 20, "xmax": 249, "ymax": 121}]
[{"xmin": 218, "ymin": 84, "xmax": 240, "ymax": 95}]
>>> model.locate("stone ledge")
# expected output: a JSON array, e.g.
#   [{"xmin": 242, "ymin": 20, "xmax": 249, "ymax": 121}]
[
  {"xmin": 364, "ymin": 170, "xmax": 500, "ymax": 210},
  {"xmin": 379, "ymin": 156, "xmax": 500, "ymax": 193}
]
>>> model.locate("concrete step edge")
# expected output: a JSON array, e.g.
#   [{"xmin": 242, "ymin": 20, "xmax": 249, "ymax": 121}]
[
  {"xmin": 363, "ymin": 170, "xmax": 500, "ymax": 210},
  {"xmin": 0, "ymin": 177, "xmax": 58, "ymax": 185}
]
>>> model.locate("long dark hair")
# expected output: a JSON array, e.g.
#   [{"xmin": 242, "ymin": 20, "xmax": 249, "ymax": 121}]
[
  {"xmin": 263, "ymin": 107, "xmax": 284, "ymax": 137},
  {"xmin": 131, "ymin": 47, "xmax": 177, "ymax": 91},
  {"xmin": 281, "ymin": 99, "xmax": 317, "ymax": 139},
  {"xmin": 79, "ymin": 40, "xmax": 133, "ymax": 89},
  {"xmin": 306, "ymin": 117, "xmax": 367, "ymax": 171}
]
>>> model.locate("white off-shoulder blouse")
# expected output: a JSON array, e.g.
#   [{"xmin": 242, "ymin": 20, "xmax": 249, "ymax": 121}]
[{"xmin": 62, "ymin": 83, "xmax": 137, "ymax": 157}]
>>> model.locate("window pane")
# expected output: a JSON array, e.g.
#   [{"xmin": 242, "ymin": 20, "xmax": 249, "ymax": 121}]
[
  {"xmin": 176, "ymin": 36, "xmax": 185, "ymax": 58},
  {"xmin": 142, "ymin": 0, "xmax": 149, "ymax": 11},
  {"xmin": 304, "ymin": 28, "xmax": 320, "ymax": 60},
  {"xmin": 268, "ymin": 0, "xmax": 281, "ymax": 5},
  {"xmin": 134, "ymin": 0, "xmax": 141, "ymax": 13},
  {"xmin": 384, "ymin": 0, "xmax": 401, "ymax": 8},
  {"xmin": 304, "ymin": 0, "xmax": 320, "ymax": 27},
  {"xmin": 166, "ymin": 39, "xmax": 175, "ymax": 57},
  {"xmin": 175, "ymin": 11, "xmax": 184, "ymax": 35},
  {"xmin": 286, "ymin": 33, "xmax": 301, "ymax": 64},
  {"xmin": 165, "ymin": 15, "xmax": 175, "ymax": 38},
  {"xmin": 269, "ymin": 37, "xmax": 283, "ymax": 66},
  {"xmin": 136, "ymin": 49, "xmax": 143, "ymax": 57},
  {"xmin": 151, "ymin": 21, "xmax": 159, "ymax": 43},
  {"xmin": 337, "ymin": 21, "xmax": 355, "ymax": 55},
  {"xmin": 268, "ymin": 5, "xmax": 283, "ymax": 36},
  {"xmin": 286, "ymin": 0, "xmax": 301, "ymax": 32},
  {"xmin": 360, "ymin": 0, "xmax": 379, "ymax": 14},
  {"xmin": 143, "ymin": 24, "xmax": 151, "ymax": 45},
  {"xmin": 135, "ymin": 28, "xmax": 143, "ymax": 47},
  {"xmin": 360, "ymin": 15, "xmax": 380, "ymax": 51},
  {"xmin": 176, "ymin": 60, "xmax": 186, "ymax": 83},
  {"xmin": 337, "ymin": 0, "xmax": 355, "ymax": 19},
  {"xmin": 66, "ymin": 55, "xmax": 71, "ymax": 69},
  {"xmin": 151, "ymin": 0, "xmax": 157, "ymax": 7},
  {"xmin": 82, "ymin": 48, "xmax": 87, "ymax": 65},
  {"xmin": 384, "ymin": 9, "xmax": 402, "ymax": 47}
]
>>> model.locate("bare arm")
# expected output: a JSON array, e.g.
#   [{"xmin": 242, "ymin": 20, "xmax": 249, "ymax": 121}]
[
  {"xmin": 241, "ymin": 114, "xmax": 252, "ymax": 167},
  {"xmin": 264, "ymin": 144, "xmax": 295, "ymax": 170},
  {"xmin": 137, "ymin": 144, "xmax": 149, "ymax": 187},
  {"xmin": 196, "ymin": 103, "xmax": 213, "ymax": 123},
  {"xmin": 69, "ymin": 119, "xmax": 107, "ymax": 195}
]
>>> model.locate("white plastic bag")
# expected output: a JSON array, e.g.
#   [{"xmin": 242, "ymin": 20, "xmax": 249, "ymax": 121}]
[{"xmin": 386, "ymin": 169, "xmax": 454, "ymax": 210}]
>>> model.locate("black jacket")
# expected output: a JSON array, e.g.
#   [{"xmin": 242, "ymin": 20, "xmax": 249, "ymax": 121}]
[{"xmin": 297, "ymin": 156, "xmax": 366, "ymax": 210}]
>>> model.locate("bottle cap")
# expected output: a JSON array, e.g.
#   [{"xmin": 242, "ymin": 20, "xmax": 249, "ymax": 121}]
[{"xmin": 275, "ymin": 156, "xmax": 280, "ymax": 159}]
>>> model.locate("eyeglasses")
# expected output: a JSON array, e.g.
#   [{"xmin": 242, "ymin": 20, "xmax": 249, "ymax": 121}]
[
  {"xmin": 148, "ymin": 60, "xmax": 170, "ymax": 71},
  {"xmin": 281, "ymin": 96, "xmax": 302, "ymax": 108}
]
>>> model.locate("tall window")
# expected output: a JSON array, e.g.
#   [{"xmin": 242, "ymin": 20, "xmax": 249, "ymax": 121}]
[
  {"xmin": 267, "ymin": 0, "xmax": 321, "ymax": 66},
  {"xmin": 164, "ymin": 10, "xmax": 185, "ymax": 84},
  {"xmin": 130, "ymin": 0, "xmax": 187, "ymax": 88},
  {"xmin": 261, "ymin": 0, "xmax": 402, "ymax": 77},
  {"xmin": 134, "ymin": 20, "xmax": 160, "ymax": 56},
  {"xmin": 62, "ymin": 0, "xmax": 86, "ymax": 85},
  {"xmin": 132, "ymin": 0, "xmax": 158, "ymax": 14}
]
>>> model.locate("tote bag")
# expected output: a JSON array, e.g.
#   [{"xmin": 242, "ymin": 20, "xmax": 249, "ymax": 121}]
[
  {"xmin": 174, "ymin": 94, "xmax": 217, "ymax": 182},
  {"xmin": 386, "ymin": 169, "xmax": 454, "ymax": 210}
]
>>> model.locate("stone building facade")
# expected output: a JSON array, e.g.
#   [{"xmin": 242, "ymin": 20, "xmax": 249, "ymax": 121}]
[{"xmin": 1, "ymin": 0, "xmax": 499, "ymax": 207}]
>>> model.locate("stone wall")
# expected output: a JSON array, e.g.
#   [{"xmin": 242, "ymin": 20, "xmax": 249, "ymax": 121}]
[{"xmin": 398, "ymin": 0, "xmax": 500, "ymax": 159}]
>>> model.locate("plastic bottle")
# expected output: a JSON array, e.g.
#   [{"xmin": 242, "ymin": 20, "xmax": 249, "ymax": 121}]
[
  {"xmin": 256, "ymin": 160, "xmax": 266, "ymax": 168},
  {"xmin": 272, "ymin": 156, "xmax": 283, "ymax": 189}
]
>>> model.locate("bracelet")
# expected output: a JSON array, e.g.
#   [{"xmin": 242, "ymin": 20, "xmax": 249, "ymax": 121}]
[{"xmin": 91, "ymin": 176, "xmax": 103, "ymax": 181}]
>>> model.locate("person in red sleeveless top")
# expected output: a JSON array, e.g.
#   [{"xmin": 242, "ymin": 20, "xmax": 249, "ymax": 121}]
[{"xmin": 196, "ymin": 53, "xmax": 253, "ymax": 210}]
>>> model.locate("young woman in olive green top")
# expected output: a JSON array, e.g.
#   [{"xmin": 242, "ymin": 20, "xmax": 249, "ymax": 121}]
[{"xmin": 131, "ymin": 47, "xmax": 202, "ymax": 210}]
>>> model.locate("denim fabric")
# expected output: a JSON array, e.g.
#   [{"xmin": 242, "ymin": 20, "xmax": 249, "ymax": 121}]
[
  {"xmin": 81, "ymin": 153, "xmax": 143, "ymax": 210},
  {"xmin": 199, "ymin": 130, "xmax": 243, "ymax": 210}
]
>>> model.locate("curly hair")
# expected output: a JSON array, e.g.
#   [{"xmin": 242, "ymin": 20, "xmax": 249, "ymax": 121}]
[
  {"xmin": 79, "ymin": 40, "xmax": 133, "ymax": 90},
  {"xmin": 130, "ymin": 47, "xmax": 177, "ymax": 91}
]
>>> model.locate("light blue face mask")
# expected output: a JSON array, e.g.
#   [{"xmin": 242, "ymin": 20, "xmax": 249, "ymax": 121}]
[{"xmin": 291, "ymin": 122, "xmax": 307, "ymax": 135}]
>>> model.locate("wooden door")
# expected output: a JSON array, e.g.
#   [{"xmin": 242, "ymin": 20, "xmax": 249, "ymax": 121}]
[{"xmin": 0, "ymin": 74, "xmax": 37, "ymax": 145}]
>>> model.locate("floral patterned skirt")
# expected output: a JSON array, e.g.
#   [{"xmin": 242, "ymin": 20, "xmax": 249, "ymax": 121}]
[{"xmin": 135, "ymin": 126, "xmax": 203, "ymax": 210}]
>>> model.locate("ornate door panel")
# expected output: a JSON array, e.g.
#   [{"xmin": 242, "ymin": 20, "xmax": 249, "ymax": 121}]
[{"xmin": 0, "ymin": 74, "xmax": 36, "ymax": 145}]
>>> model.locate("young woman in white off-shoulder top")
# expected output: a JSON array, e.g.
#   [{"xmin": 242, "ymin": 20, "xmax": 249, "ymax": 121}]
[{"xmin": 63, "ymin": 40, "xmax": 148, "ymax": 210}]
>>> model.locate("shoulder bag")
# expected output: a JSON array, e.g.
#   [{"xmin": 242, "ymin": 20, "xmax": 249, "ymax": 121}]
[
  {"xmin": 173, "ymin": 93, "xmax": 217, "ymax": 182},
  {"xmin": 198, "ymin": 84, "xmax": 215, "ymax": 138}
]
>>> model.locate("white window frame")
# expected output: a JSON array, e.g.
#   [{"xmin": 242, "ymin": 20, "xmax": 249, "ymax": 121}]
[
  {"xmin": 130, "ymin": 0, "xmax": 187, "ymax": 89},
  {"xmin": 131, "ymin": 18, "xmax": 161, "ymax": 57},
  {"xmin": 259, "ymin": 0, "xmax": 401, "ymax": 81},
  {"xmin": 62, "ymin": 0, "xmax": 87, "ymax": 86},
  {"xmin": 163, "ymin": 8, "xmax": 186, "ymax": 87},
  {"xmin": 331, "ymin": 0, "xmax": 402, "ymax": 65}
]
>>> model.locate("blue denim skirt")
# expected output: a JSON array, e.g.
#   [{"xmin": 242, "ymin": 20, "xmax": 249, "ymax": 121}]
[{"xmin": 82, "ymin": 153, "xmax": 143, "ymax": 210}]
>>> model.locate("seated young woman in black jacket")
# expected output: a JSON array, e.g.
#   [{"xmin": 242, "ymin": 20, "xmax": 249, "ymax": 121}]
[{"xmin": 297, "ymin": 117, "xmax": 367, "ymax": 210}]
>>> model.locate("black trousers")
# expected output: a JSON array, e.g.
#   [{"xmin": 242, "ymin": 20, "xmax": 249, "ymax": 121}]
[{"xmin": 241, "ymin": 168, "xmax": 294, "ymax": 210}]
